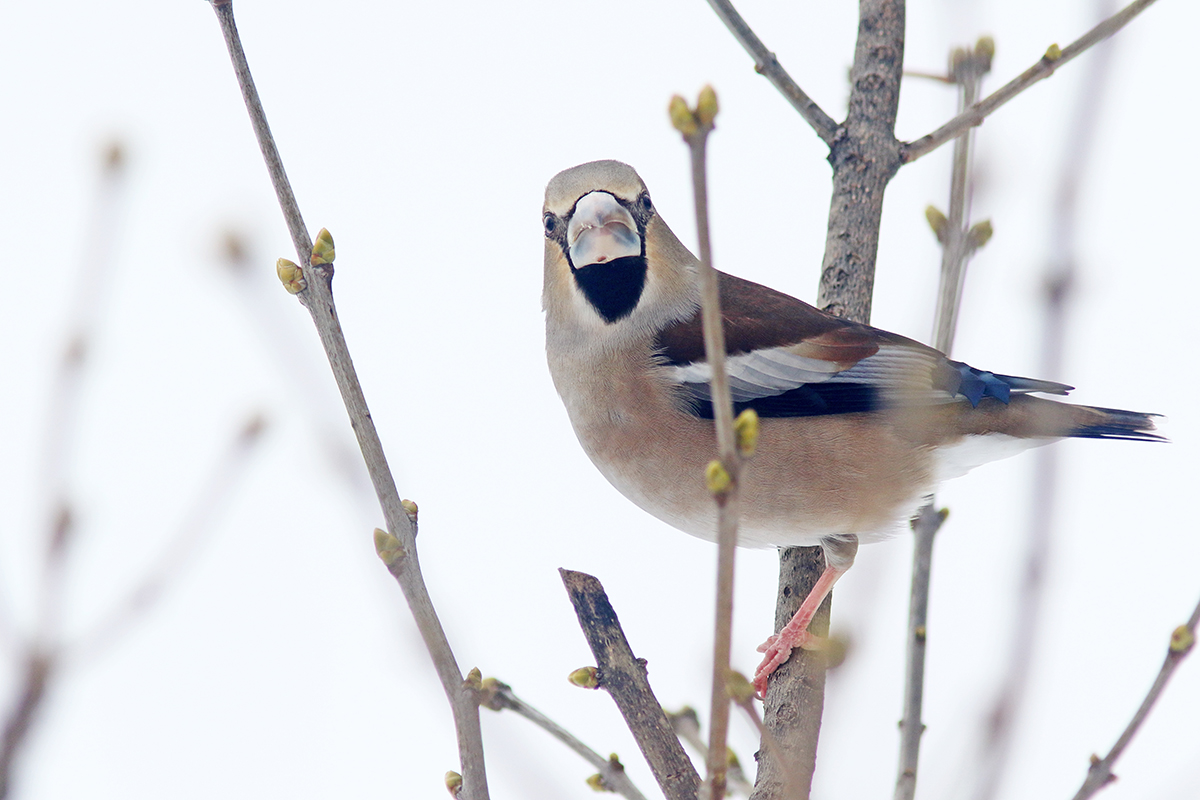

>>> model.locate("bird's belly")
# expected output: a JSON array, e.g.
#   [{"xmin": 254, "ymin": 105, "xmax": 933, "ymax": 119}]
[{"xmin": 564, "ymin": 378, "xmax": 936, "ymax": 548}]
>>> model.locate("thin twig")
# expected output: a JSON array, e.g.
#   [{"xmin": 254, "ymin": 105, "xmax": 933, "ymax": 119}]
[
  {"xmin": 673, "ymin": 88, "xmax": 741, "ymax": 800},
  {"xmin": 205, "ymin": 4, "xmax": 488, "ymax": 798},
  {"xmin": 895, "ymin": 41, "xmax": 989, "ymax": 799},
  {"xmin": 0, "ymin": 649, "xmax": 53, "ymax": 800},
  {"xmin": 703, "ymin": 0, "xmax": 840, "ymax": 146},
  {"xmin": 973, "ymin": 6, "xmax": 1118, "ymax": 795},
  {"xmin": 902, "ymin": 0, "xmax": 1159, "ymax": 163},
  {"xmin": 893, "ymin": 504, "xmax": 946, "ymax": 800},
  {"xmin": 668, "ymin": 708, "xmax": 754, "ymax": 797},
  {"xmin": 560, "ymin": 569, "xmax": 701, "ymax": 800},
  {"xmin": 480, "ymin": 679, "xmax": 649, "ymax": 800},
  {"xmin": 1070, "ymin": 597, "xmax": 1200, "ymax": 800}
]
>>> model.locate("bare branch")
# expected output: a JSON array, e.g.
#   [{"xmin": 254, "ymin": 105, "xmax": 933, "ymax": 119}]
[
  {"xmin": 973, "ymin": 7, "xmax": 1118, "ymax": 794},
  {"xmin": 668, "ymin": 708, "xmax": 754, "ymax": 797},
  {"xmin": 205, "ymin": 4, "xmax": 488, "ymax": 797},
  {"xmin": 671, "ymin": 87, "xmax": 743, "ymax": 800},
  {"xmin": 893, "ymin": 504, "xmax": 946, "ymax": 800},
  {"xmin": 896, "ymin": 41, "xmax": 989, "ymax": 798},
  {"xmin": 703, "ymin": 0, "xmax": 840, "ymax": 146},
  {"xmin": 560, "ymin": 569, "xmax": 701, "ymax": 800},
  {"xmin": 755, "ymin": 3, "xmax": 906, "ymax": 798},
  {"xmin": 815, "ymin": 0, "xmax": 905, "ymax": 321},
  {"xmin": 1070, "ymin": 599, "xmax": 1200, "ymax": 800},
  {"xmin": 480, "ymin": 679, "xmax": 649, "ymax": 800},
  {"xmin": 902, "ymin": 0, "xmax": 1159, "ymax": 163},
  {"xmin": 0, "ymin": 649, "xmax": 53, "ymax": 800}
]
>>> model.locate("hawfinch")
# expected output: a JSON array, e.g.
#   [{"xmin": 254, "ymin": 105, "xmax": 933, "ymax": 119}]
[{"xmin": 542, "ymin": 160, "xmax": 1160, "ymax": 694}]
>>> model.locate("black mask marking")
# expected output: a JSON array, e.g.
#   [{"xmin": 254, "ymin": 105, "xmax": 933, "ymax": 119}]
[{"xmin": 572, "ymin": 255, "xmax": 647, "ymax": 324}]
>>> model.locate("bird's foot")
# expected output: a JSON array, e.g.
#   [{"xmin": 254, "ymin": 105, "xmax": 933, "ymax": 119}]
[{"xmin": 752, "ymin": 629, "xmax": 823, "ymax": 697}]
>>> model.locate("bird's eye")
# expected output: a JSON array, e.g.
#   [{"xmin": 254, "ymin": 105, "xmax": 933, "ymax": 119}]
[
  {"xmin": 543, "ymin": 213, "xmax": 557, "ymax": 236},
  {"xmin": 640, "ymin": 194, "xmax": 653, "ymax": 212}
]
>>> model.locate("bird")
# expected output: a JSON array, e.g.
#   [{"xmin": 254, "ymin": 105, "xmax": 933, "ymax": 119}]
[{"xmin": 541, "ymin": 159, "xmax": 1161, "ymax": 696}]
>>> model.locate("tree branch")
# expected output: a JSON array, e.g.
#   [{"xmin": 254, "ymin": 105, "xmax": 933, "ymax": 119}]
[
  {"xmin": 672, "ymin": 87, "xmax": 744, "ymax": 800},
  {"xmin": 754, "ymin": 3, "xmax": 906, "ymax": 798},
  {"xmin": 973, "ymin": 7, "xmax": 1118, "ymax": 793},
  {"xmin": 560, "ymin": 569, "xmax": 701, "ymax": 800},
  {"xmin": 896, "ymin": 41, "xmax": 989, "ymax": 799},
  {"xmin": 893, "ymin": 504, "xmax": 946, "ymax": 800},
  {"xmin": 902, "ymin": 0, "xmax": 1158, "ymax": 163},
  {"xmin": 1070, "ymin": 597, "xmax": 1200, "ymax": 800},
  {"xmin": 703, "ymin": 0, "xmax": 840, "ymax": 146},
  {"xmin": 479, "ymin": 679, "xmax": 649, "ymax": 800},
  {"xmin": 205, "ymin": 4, "xmax": 488, "ymax": 797}
]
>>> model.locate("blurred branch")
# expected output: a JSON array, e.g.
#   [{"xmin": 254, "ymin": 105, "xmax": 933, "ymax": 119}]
[
  {"xmin": 703, "ymin": 0, "xmax": 839, "ymax": 145},
  {"xmin": 671, "ymin": 86, "xmax": 743, "ymax": 800},
  {"xmin": 69, "ymin": 414, "xmax": 268, "ymax": 662},
  {"xmin": 0, "ymin": 650, "xmax": 53, "ymax": 800},
  {"xmin": 973, "ymin": 5, "xmax": 1117, "ymax": 795},
  {"xmin": 896, "ymin": 39, "xmax": 990, "ymax": 800},
  {"xmin": 205, "ymin": 4, "xmax": 488, "ymax": 798},
  {"xmin": 1070, "ymin": 598, "xmax": 1200, "ymax": 800},
  {"xmin": 668, "ymin": 707, "xmax": 754, "ymax": 797},
  {"xmin": 560, "ymin": 569, "xmax": 701, "ymax": 800},
  {"xmin": 903, "ymin": 0, "xmax": 1158, "ymax": 163},
  {"xmin": 479, "ymin": 678, "xmax": 649, "ymax": 800}
]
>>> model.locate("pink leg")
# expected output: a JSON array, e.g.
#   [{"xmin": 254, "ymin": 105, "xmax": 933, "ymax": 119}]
[{"xmin": 753, "ymin": 537, "xmax": 857, "ymax": 697}]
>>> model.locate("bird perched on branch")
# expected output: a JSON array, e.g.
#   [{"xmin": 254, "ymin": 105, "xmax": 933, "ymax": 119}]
[{"xmin": 542, "ymin": 159, "xmax": 1160, "ymax": 696}]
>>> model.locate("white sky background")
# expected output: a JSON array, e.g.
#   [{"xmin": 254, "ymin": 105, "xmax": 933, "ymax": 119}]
[{"xmin": 0, "ymin": 0, "xmax": 1196, "ymax": 798}]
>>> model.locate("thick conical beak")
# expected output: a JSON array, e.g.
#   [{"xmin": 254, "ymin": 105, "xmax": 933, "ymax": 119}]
[{"xmin": 567, "ymin": 191, "xmax": 641, "ymax": 269}]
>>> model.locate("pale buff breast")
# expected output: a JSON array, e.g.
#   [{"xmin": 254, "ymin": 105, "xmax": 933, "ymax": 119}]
[{"xmin": 548, "ymin": 341, "xmax": 938, "ymax": 548}]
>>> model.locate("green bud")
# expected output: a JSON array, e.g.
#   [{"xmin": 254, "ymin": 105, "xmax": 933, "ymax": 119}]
[
  {"xmin": 705, "ymin": 460, "xmax": 732, "ymax": 496},
  {"xmin": 276, "ymin": 258, "xmax": 307, "ymax": 294},
  {"xmin": 668, "ymin": 95, "xmax": 698, "ymax": 137},
  {"xmin": 968, "ymin": 219, "xmax": 994, "ymax": 250},
  {"xmin": 696, "ymin": 85, "xmax": 719, "ymax": 127},
  {"xmin": 1044, "ymin": 43, "xmax": 1062, "ymax": 62},
  {"xmin": 735, "ymin": 409, "xmax": 760, "ymax": 457},
  {"xmin": 568, "ymin": 666, "xmax": 600, "ymax": 689},
  {"xmin": 310, "ymin": 227, "xmax": 336, "ymax": 266},
  {"xmin": 924, "ymin": 206, "xmax": 949, "ymax": 244}
]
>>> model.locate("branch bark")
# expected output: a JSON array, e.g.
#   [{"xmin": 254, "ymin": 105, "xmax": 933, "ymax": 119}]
[
  {"xmin": 560, "ymin": 569, "xmax": 701, "ymax": 800},
  {"xmin": 480, "ymin": 679, "xmax": 649, "ymax": 800},
  {"xmin": 753, "ymin": 3, "xmax": 906, "ymax": 798},
  {"xmin": 206, "ymin": 4, "xmax": 488, "ymax": 797},
  {"xmin": 902, "ymin": 0, "xmax": 1159, "ymax": 163},
  {"xmin": 703, "ymin": 0, "xmax": 840, "ymax": 146},
  {"xmin": 1070, "ymin": 599, "xmax": 1200, "ymax": 800}
]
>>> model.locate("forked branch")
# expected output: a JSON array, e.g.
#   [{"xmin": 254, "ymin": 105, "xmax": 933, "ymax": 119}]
[
  {"xmin": 703, "ymin": 0, "xmax": 839, "ymax": 145},
  {"xmin": 903, "ymin": 0, "xmax": 1159, "ymax": 162}
]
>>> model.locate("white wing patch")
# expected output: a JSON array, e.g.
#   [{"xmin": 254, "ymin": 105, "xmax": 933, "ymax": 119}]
[
  {"xmin": 667, "ymin": 346, "xmax": 842, "ymax": 402},
  {"xmin": 665, "ymin": 343, "xmax": 948, "ymax": 404}
]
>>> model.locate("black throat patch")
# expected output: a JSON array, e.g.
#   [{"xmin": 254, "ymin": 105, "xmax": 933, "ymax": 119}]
[{"xmin": 571, "ymin": 255, "xmax": 647, "ymax": 324}]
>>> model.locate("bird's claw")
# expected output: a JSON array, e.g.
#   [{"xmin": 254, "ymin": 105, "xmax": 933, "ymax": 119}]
[{"xmin": 752, "ymin": 629, "xmax": 824, "ymax": 697}]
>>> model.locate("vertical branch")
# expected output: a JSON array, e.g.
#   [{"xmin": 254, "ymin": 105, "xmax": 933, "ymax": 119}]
[
  {"xmin": 205, "ymin": 4, "xmax": 488, "ymax": 797},
  {"xmin": 972, "ymin": 5, "xmax": 1117, "ymax": 798},
  {"xmin": 755, "ymin": 3, "xmax": 906, "ymax": 798},
  {"xmin": 671, "ymin": 88, "xmax": 743, "ymax": 800},
  {"xmin": 895, "ymin": 40, "xmax": 991, "ymax": 800}
]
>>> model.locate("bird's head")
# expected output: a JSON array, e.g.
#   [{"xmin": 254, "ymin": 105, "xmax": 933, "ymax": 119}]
[{"xmin": 543, "ymin": 160, "xmax": 700, "ymax": 342}]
